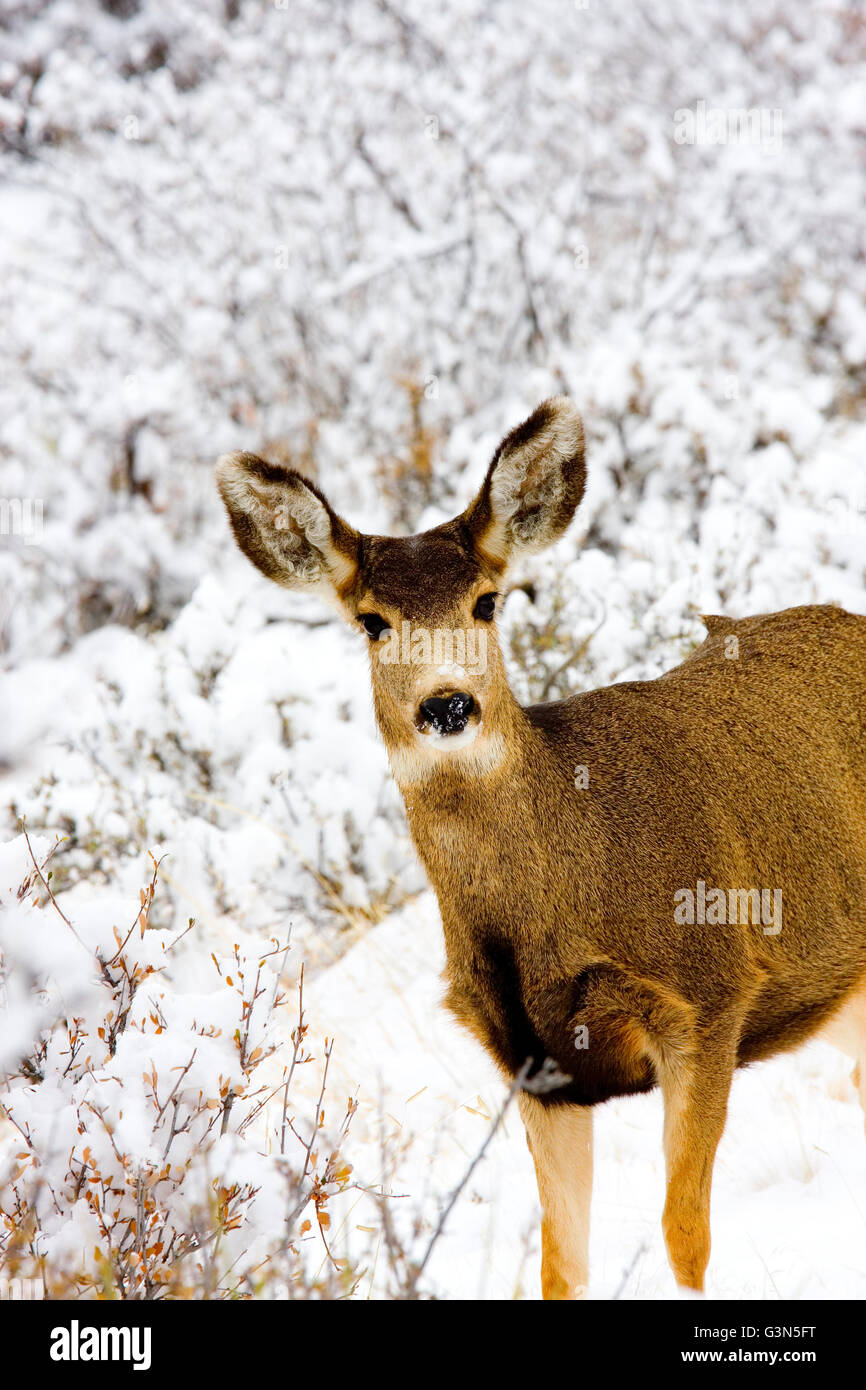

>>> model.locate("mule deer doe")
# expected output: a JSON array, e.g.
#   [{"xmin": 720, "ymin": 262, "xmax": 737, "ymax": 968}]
[{"xmin": 217, "ymin": 398, "xmax": 866, "ymax": 1298}]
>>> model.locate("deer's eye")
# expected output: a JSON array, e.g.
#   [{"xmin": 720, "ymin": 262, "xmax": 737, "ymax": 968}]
[
  {"xmin": 473, "ymin": 592, "xmax": 497, "ymax": 622},
  {"xmin": 359, "ymin": 613, "xmax": 391, "ymax": 640}
]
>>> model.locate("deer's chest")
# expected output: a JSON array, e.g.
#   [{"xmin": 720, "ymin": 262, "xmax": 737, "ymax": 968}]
[{"xmin": 442, "ymin": 929, "xmax": 657, "ymax": 1108}]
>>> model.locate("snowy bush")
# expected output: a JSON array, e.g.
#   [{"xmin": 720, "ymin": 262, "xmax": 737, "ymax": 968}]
[{"xmin": 0, "ymin": 831, "xmax": 365, "ymax": 1298}]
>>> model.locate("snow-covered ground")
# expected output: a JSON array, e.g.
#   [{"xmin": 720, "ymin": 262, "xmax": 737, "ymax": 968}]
[{"xmin": 1, "ymin": 0, "xmax": 865, "ymax": 1298}]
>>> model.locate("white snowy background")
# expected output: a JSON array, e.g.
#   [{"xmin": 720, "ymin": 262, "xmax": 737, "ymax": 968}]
[{"xmin": 1, "ymin": 0, "xmax": 865, "ymax": 1299}]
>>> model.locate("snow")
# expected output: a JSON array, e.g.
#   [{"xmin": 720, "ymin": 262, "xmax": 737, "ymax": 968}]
[{"xmin": 1, "ymin": 0, "xmax": 865, "ymax": 1298}]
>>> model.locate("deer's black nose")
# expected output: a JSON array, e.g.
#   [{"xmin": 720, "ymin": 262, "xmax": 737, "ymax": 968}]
[{"xmin": 418, "ymin": 692, "xmax": 475, "ymax": 735}]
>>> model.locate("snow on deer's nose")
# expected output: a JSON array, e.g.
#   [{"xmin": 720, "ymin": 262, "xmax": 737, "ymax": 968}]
[{"xmin": 417, "ymin": 692, "xmax": 475, "ymax": 736}]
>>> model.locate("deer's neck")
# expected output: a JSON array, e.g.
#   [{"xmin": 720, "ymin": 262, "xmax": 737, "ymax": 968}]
[{"xmin": 390, "ymin": 693, "xmax": 578, "ymax": 946}]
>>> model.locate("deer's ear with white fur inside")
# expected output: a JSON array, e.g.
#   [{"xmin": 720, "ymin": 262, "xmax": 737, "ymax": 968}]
[
  {"xmin": 465, "ymin": 396, "xmax": 586, "ymax": 570},
  {"xmin": 215, "ymin": 453, "xmax": 359, "ymax": 598}
]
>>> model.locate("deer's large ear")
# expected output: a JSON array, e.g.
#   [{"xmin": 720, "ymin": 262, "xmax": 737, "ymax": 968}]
[
  {"xmin": 216, "ymin": 453, "xmax": 360, "ymax": 599},
  {"xmin": 464, "ymin": 397, "xmax": 586, "ymax": 570}
]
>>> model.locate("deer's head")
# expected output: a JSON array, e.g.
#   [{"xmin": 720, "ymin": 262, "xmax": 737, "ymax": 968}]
[{"xmin": 216, "ymin": 398, "xmax": 585, "ymax": 782}]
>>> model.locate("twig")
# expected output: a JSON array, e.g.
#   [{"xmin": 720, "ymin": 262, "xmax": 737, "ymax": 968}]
[
  {"xmin": 155, "ymin": 1051, "xmax": 197, "ymax": 1126},
  {"xmin": 106, "ymin": 851, "xmax": 163, "ymax": 966},
  {"xmin": 410, "ymin": 1059, "xmax": 533, "ymax": 1291},
  {"xmin": 612, "ymin": 1239, "xmax": 648, "ymax": 1301},
  {"xmin": 281, "ymin": 966, "xmax": 307, "ymax": 1157},
  {"xmin": 19, "ymin": 819, "xmax": 90, "ymax": 954},
  {"xmin": 354, "ymin": 130, "xmax": 422, "ymax": 233},
  {"xmin": 537, "ymin": 601, "xmax": 608, "ymax": 701}
]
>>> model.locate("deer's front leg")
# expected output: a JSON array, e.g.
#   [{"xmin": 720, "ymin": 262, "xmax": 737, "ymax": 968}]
[
  {"xmin": 518, "ymin": 1092, "xmax": 593, "ymax": 1300},
  {"xmin": 657, "ymin": 1025, "xmax": 738, "ymax": 1292}
]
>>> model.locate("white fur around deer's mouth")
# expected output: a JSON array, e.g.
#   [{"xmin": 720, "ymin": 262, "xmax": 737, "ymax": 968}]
[
  {"xmin": 387, "ymin": 724, "xmax": 507, "ymax": 786},
  {"xmin": 416, "ymin": 720, "xmax": 480, "ymax": 750}
]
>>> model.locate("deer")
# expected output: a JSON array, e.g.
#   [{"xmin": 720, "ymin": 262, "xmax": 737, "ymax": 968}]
[{"xmin": 216, "ymin": 397, "xmax": 866, "ymax": 1299}]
